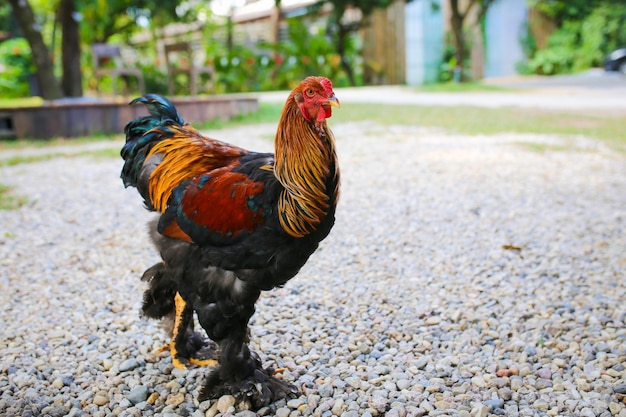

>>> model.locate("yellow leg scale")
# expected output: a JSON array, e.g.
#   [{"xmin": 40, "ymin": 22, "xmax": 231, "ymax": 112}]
[{"xmin": 153, "ymin": 292, "xmax": 217, "ymax": 369}]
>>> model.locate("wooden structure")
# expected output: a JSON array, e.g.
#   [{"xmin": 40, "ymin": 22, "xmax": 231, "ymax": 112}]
[
  {"xmin": 231, "ymin": 0, "xmax": 329, "ymax": 46},
  {"xmin": 0, "ymin": 95, "xmax": 257, "ymax": 140},
  {"xmin": 527, "ymin": 6, "xmax": 556, "ymax": 49},
  {"xmin": 92, "ymin": 43, "xmax": 145, "ymax": 96},
  {"xmin": 361, "ymin": 1, "xmax": 406, "ymax": 85},
  {"xmin": 165, "ymin": 42, "xmax": 216, "ymax": 96}
]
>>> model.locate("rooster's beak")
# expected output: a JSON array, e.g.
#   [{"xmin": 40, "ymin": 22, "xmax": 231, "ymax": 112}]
[{"xmin": 327, "ymin": 95, "xmax": 340, "ymax": 108}]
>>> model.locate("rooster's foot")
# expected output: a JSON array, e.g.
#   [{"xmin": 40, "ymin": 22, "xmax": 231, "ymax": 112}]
[
  {"xmin": 152, "ymin": 341, "xmax": 217, "ymax": 369},
  {"xmin": 199, "ymin": 365, "xmax": 297, "ymax": 408},
  {"xmin": 153, "ymin": 292, "xmax": 218, "ymax": 369}
]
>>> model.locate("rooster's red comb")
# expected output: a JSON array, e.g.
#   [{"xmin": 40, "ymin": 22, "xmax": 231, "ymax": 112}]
[{"xmin": 318, "ymin": 77, "xmax": 333, "ymax": 95}]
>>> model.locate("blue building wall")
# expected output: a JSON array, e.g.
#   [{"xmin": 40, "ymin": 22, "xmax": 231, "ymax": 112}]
[
  {"xmin": 405, "ymin": 0, "xmax": 444, "ymax": 85},
  {"xmin": 406, "ymin": 0, "xmax": 528, "ymax": 84},
  {"xmin": 484, "ymin": 0, "xmax": 528, "ymax": 77}
]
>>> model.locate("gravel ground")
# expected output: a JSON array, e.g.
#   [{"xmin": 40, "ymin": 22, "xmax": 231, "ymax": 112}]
[{"xmin": 1, "ymin": 121, "xmax": 625, "ymax": 417}]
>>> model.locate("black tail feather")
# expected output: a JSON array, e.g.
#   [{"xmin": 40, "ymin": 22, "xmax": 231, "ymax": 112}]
[
  {"xmin": 128, "ymin": 94, "xmax": 185, "ymax": 126},
  {"xmin": 120, "ymin": 94, "xmax": 185, "ymax": 189}
]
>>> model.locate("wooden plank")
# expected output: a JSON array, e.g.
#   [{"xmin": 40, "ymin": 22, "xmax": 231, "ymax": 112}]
[
  {"xmin": 362, "ymin": 0, "xmax": 406, "ymax": 85},
  {"xmin": 1, "ymin": 96, "xmax": 258, "ymax": 140}
]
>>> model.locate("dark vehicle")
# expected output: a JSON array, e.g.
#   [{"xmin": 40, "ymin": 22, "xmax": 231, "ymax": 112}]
[{"xmin": 604, "ymin": 47, "xmax": 626, "ymax": 74}]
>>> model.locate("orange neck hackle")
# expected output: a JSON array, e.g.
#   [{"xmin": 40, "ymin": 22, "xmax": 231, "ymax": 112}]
[{"xmin": 274, "ymin": 90, "xmax": 339, "ymax": 238}]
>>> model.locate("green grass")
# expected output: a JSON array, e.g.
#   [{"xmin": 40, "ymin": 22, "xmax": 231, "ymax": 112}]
[
  {"xmin": 513, "ymin": 142, "xmax": 575, "ymax": 153},
  {"xmin": 0, "ymin": 97, "xmax": 44, "ymax": 108},
  {"xmin": 1, "ymin": 101, "xmax": 624, "ymax": 157},
  {"xmin": 214, "ymin": 102, "xmax": 625, "ymax": 150},
  {"xmin": 0, "ymin": 184, "xmax": 28, "ymax": 210},
  {"xmin": 87, "ymin": 147, "xmax": 121, "ymax": 159},
  {"xmin": 0, "ymin": 154, "xmax": 57, "ymax": 167},
  {"xmin": 0, "ymin": 134, "xmax": 121, "ymax": 152},
  {"xmin": 0, "ymin": 147, "xmax": 121, "ymax": 168},
  {"xmin": 414, "ymin": 82, "xmax": 510, "ymax": 93},
  {"xmin": 196, "ymin": 104, "xmax": 285, "ymax": 130},
  {"xmin": 332, "ymin": 103, "xmax": 618, "ymax": 138},
  {"xmin": 335, "ymin": 104, "xmax": 625, "ymax": 151}
]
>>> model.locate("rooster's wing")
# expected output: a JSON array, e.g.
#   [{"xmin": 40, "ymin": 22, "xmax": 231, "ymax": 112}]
[{"xmin": 156, "ymin": 151, "xmax": 279, "ymax": 249}]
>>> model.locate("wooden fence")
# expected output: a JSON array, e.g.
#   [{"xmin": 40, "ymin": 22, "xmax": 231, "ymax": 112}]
[{"xmin": 362, "ymin": 1, "xmax": 406, "ymax": 85}]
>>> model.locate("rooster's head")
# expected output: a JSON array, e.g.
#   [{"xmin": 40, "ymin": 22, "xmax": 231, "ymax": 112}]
[{"xmin": 293, "ymin": 76, "xmax": 340, "ymax": 125}]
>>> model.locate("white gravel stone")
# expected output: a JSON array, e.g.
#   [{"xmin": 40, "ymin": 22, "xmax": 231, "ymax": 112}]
[
  {"xmin": 216, "ymin": 395, "xmax": 236, "ymax": 413},
  {"xmin": 1, "ymin": 122, "xmax": 624, "ymax": 416}
]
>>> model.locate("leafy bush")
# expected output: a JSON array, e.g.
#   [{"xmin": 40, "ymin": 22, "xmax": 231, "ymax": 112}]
[
  {"xmin": 526, "ymin": 3, "xmax": 626, "ymax": 75},
  {"xmin": 269, "ymin": 17, "xmax": 358, "ymax": 89},
  {"xmin": 527, "ymin": 21, "xmax": 578, "ymax": 75},
  {"xmin": 271, "ymin": 22, "xmax": 336, "ymax": 88},
  {"xmin": 207, "ymin": 17, "xmax": 357, "ymax": 93},
  {"xmin": 213, "ymin": 44, "xmax": 270, "ymax": 93},
  {"xmin": 438, "ymin": 32, "xmax": 471, "ymax": 82},
  {"xmin": 577, "ymin": 4, "xmax": 626, "ymax": 69},
  {"xmin": 140, "ymin": 64, "xmax": 169, "ymax": 95},
  {"xmin": 516, "ymin": 22, "xmax": 538, "ymax": 75},
  {"xmin": 0, "ymin": 38, "xmax": 34, "ymax": 98}
]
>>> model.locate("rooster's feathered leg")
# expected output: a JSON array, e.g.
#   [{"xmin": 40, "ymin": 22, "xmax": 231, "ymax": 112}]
[
  {"xmin": 166, "ymin": 293, "xmax": 218, "ymax": 369},
  {"xmin": 142, "ymin": 262, "xmax": 217, "ymax": 368},
  {"xmin": 195, "ymin": 293, "xmax": 296, "ymax": 407}
]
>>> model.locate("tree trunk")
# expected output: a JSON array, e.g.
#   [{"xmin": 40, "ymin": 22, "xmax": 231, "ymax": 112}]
[
  {"xmin": 270, "ymin": 2, "xmax": 281, "ymax": 81},
  {"xmin": 8, "ymin": 0, "xmax": 62, "ymax": 100},
  {"xmin": 449, "ymin": 0, "xmax": 468, "ymax": 82},
  {"xmin": 271, "ymin": 2, "xmax": 281, "ymax": 45},
  {"xmin": 59, "ymin": 0, "xmax": 83, "ymax": 97},
  {"xmin": 226, "ymin": 12, "xmax": 234, "ymax": 54},
  {"xmin": 336, "ymin": 24, "xmax": 357, "ymax": 86},
  {"xmin": 469, "ymin": 24, "xmax": 484, "ymax": 80}
]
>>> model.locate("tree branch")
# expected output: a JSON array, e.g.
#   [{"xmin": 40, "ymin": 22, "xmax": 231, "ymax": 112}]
[
  {"xmin": 461, "ymin": 0, "xmax": 477, "ymax": 21},
  {"xmin": 475, "ymin": 0, "xmax": 495, "ymax": 24},
  {"xmin": 450, "ymin": 0, "xmax": 461, "ymax": 19},
  {"xmin": 7, "ymin": 0, "xmax": 62, "ymax": 99}
]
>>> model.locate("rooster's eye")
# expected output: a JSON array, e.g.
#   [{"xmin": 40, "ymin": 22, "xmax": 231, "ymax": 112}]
[{"xmin": 305, "ymin": 89, "xmax": 315, "ymax": 98}]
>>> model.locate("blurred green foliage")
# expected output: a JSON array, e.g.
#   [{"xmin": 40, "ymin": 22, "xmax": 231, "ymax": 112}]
[
  {"xmin": 1, "ymin": 0, "xmax": 365, "ymax": 98},
  {"xmin": 437, "ymin": 32, "xmax": 471, "ymax": 82},
  {"xmin": 265, "ymin": 17, "xmax": 357, "ymax": 89},
  {"xmin": 77, "ymin": 0, "xmax": 194, "ymax": 45},
  {"xmin": 210, "ymin": 18, "xmax": 358, "ymax": 93},
  {"xmin": 525, "ymin": 1, "xmax": 626, "ymax": 74},
  {"xmin": 527, "ymin": 0, "xmax": 593, "ymax": 25},
  {"xmin": 0, "ymin": 38, "xmax": 34, "ymax": 98}
]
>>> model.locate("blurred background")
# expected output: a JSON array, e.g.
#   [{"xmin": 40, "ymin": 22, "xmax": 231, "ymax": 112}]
[{"xmin": 2, "ymin": 0, "xmax": 626, "ymax": 101}]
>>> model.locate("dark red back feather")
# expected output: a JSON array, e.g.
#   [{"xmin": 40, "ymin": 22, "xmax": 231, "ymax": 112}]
[{"xmin": 179, "ymin": 169, "xmax": 266, "ymax": 239}]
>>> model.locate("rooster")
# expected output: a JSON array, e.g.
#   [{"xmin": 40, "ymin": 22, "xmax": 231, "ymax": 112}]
[{"xmin": 120, "ymin": 76, "xmax": 340, "ymax": 407}]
